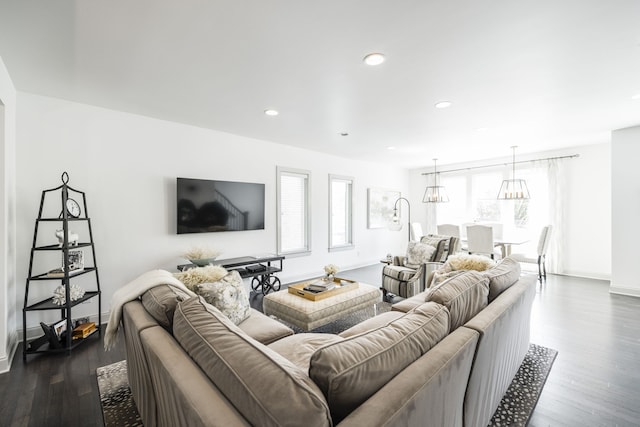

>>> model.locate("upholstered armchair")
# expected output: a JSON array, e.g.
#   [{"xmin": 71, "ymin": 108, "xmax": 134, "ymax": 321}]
[{"xmin": 381, "ymin": 234, "xmax": 459, "ymax": 299}]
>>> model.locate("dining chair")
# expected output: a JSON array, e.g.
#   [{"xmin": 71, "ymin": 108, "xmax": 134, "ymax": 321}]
[
  {"xmin": 466, "ymin": 224, "xmax": 501, "ymax": 259},
  {"xmin": 510, "ymin": 225, "xmax": 553, "ymax": 281},
  {"xmin": 437, "ymin": 224, "xmax": 460, "ymax": 238}
]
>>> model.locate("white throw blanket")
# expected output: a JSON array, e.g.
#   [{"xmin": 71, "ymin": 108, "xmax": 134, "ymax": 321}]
[{"xmin": 103, "ymin": 269, "xmax": 196, "ymax": 350}]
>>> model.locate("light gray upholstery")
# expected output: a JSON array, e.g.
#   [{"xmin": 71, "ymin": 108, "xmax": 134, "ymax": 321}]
[
  {"xmin": 462, "ymin": 275, "xmax": 537, "ymax": 427},
  {"xmin": 338, "ymin": 327, "xmax": 479, "ymax": 427}
]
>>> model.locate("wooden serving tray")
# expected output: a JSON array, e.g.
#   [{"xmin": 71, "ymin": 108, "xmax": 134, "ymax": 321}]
[{"xmin": 288, "ymin": 277, "xmax": 359, "ymax": 301}]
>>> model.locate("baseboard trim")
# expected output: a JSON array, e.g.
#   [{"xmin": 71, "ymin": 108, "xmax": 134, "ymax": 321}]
[
  {"xmin": 609, "ymin": 285, "xmax": 640, "ymax": 298},
  {"xmin": 0, "ymin": 331, "xmax": 19, "ymax": 374}
]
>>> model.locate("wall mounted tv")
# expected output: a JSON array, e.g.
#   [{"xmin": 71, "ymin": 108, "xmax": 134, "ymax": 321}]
[{"xmin": 177, "ymin": 177, "xmax": 265, "ymax": 234}]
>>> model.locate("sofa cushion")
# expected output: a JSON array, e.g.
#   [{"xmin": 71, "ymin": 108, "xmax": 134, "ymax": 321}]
[
  {"xmin": 483, "ymin": 256, "xmax": 522, "ymax": 301},
  {"xmin": 404, "ymin": 242, "xmax": 437, "ymax": 269},
  {"xmin": 338, "ymin": 311, "xmax": 406, "ymax": 338},
  {"xmin": 173, "ymin": 296, "xmax": 332, "ymax": 427},
  {"xmin": 426, "ymin": 270, "xmax": 489, "ymax": 332},
  {"xmin": 238, "ymin": 308, "xmax": 294, "ymax": 345},
  {"xmin": 191, "ymin": 270, "xmax": 251, "ymax": 324},
  {"xmin": 430, "ymin": 269, "xmax": 467, "ymax": 287},
  {"xmin": 309, "ymin": 302, "xmax": 450, "ymax": 422},
  {"xmin": 140, "ymin": 285, "xmax": 191, "ymax": 332},
  {"xmin": 268, "ymin": 333, "xmax": 344, "ymax": 372}
]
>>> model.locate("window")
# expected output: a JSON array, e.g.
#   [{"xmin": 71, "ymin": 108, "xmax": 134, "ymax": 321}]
[
  {"xmin": 436, "ymin": 165, "xmax": 550, "ymax": 242},
  {"xmin": 329, "ymin": 175, "xmax": 354, "ymax": 251},
  {"xmin": 277, "ymin": 167, "xmax": 311, "ymax": 255}
]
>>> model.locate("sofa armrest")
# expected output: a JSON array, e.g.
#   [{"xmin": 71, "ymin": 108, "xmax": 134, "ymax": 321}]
[
  {"xmin": 141, "ymin": 327, "xmax": 251, "ymax": 427},
  {"xmin": 462, "ymin": 275, "xmax": 537, "ymax": 427}
]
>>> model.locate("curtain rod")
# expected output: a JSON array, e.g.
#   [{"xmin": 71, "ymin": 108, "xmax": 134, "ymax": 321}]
[{"xmin": 421, "ymin": 153, "xmax": 579, "ymax": 176}]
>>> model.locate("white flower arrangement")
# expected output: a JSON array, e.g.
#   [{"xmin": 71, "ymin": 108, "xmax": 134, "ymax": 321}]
[
  {"xmin": 324, "ymin": 264, "xmax": 339, "ymax": 276},
  {"xmin": 184, "ymin": 246, "xmax": 221, "ymax": 260},
  {"xmin": 52, "ymin": 283, "xmax": 86, "ymax": 306}
]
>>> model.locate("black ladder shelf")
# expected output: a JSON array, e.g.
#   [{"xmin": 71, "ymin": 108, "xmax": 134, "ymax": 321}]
[{"xmin": 22, "ymin": 172, "xmax": 102, "ymax": 360}]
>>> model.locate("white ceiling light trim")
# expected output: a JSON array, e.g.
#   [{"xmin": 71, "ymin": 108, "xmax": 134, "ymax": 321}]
[
  {"xmin": 363, "ymin": 53, "xmax": 385, "ymax": 66},
  {"xmin": 264, "ymin": 109, "xmax": 279, "ymax": 116},
  {"xmin": 434, "ymin": 101, "xmax": 452, "ymax": 109}
]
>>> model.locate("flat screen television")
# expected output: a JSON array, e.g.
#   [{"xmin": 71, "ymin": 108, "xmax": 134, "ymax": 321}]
[{"xmin": 177, "ymin": 177, "xmax": 265, "ymax": 234}]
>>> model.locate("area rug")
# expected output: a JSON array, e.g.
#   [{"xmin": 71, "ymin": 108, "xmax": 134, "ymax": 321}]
[
  {"xmin": 97, "ymin": 342, "xmax": 557, "ymax": 427},
  {"xmin": 96, "ymin": 360, "xmax": 143, "ymax": 427},
  {"xmin": 488, "ymin": 343, "xmax": 558, "ymax": 427}
]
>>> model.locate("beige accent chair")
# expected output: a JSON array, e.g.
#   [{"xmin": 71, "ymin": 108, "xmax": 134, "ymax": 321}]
[
  {"xmin": 381, "ymin": 234, "xmax": 459, "ymax": 299},
  {"xmin": 510, "ymin": 225, "xmax": 553, "ymax": 281},
  {"xmin": 466, "ymin": 224, "xmax": 502, "ymax": 260}
]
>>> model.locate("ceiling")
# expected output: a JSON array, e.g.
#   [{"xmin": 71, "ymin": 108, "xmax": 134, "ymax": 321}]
[{"xmin": 1, "ymin": 0, "xmax": 639, "ymax": 169}]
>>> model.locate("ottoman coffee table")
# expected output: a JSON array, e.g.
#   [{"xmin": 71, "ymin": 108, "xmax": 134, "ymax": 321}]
[{"xmin": 262, "ymin": 279, "xmax": 382, "ymax": 331}]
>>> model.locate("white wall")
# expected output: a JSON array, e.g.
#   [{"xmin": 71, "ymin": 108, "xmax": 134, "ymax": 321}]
[
  {"xmin": 0, "ymin": 56, "xmax": 17, "ymax": 373},
  {"xmin": 15, "ymin": 92, "xmax": 409, "ymax": 334},
  {"xmin": 409, "ymin": 143, "xmax": 612, "ymax": 280},
  {"xmin": 611, "ymin": 126, "xmax": 640, "ymax": 297}
]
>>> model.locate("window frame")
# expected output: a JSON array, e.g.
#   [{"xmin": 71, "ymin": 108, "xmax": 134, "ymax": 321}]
[
  {"xmin": 276, "ymin": 166, "xmax": 311, "ymax": 256},
  {"xmin": 328, "ymin": 174, "xmax": 354, "ymax": 252}
]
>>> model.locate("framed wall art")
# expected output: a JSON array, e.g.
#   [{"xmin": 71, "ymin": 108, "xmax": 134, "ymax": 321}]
[{"xmin": 367, "ymin": 188, "xmax": 400, "ymax": 229}]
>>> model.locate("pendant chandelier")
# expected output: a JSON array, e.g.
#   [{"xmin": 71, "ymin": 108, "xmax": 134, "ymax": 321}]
[
  {"xmin": 497, "ymin": 146, "xmax": 530, "ymax": 200},
  {"xmin": 422, "ymin": 158, "xmax": 449, "ymax": 203}
]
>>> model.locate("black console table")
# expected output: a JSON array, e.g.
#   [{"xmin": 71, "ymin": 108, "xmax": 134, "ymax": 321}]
[{"xmin": 178, "ymin": 254, "xmax": 284, "ymax": 295}]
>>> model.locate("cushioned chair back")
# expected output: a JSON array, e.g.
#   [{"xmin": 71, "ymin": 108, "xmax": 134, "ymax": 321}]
[
  {"xmin": 437, "ymin": 224, "xmax": 460, "ymax": 238},
  {"xmin": 537, "ymin": 225, "xmax": 553, "ymax": 255},
  {"xmin": 466, "ymin": 225, "xmax": 495, "ymax": 256},
  {"xmin": 410, "ymin": 222, "xmax": 424, "ymax": 241}
]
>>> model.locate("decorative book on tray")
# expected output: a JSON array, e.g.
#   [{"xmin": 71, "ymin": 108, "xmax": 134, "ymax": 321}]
[{"xmin": 303, "ymin": 279, "xmax": 336, "ymax": 293}]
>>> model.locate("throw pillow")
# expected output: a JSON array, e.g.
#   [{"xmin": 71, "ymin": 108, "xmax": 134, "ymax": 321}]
[
  {"xmin": 404, "ymin": 242, "xmax": 437, "ymax": 269},
  {"xmin": 173, "ymin": 297, "xmax": 332, "ymax": 427},
  {"xmin": 483, "ymin": 256, "xmax": 522, "ymax": 301},
  {"xmin": 426, "ymin": 270, "xmax": 490, "ymax": 332},
  {"xmin": 442, "ymin": 253, "xmax": 496, "ymax": 273},
  {"xmin": 309, "ymin": 302, "xmax": 450, "ymax": 423},
  {"xmin": 173, "ymin": 265, "xmax": 228, "ymax": 288},
  {"xmin": 140, "ymin": 285, "xmax": 191, "ymax": 332},
  {"xmin": 192, "ymin": 270, "xmax": 251, "ymax": 325}
]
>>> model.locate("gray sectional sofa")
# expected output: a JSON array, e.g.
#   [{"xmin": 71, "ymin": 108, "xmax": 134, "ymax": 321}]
[{"xmin": 121, "ymin": 256, "xmax": 535, "ymax": 427}]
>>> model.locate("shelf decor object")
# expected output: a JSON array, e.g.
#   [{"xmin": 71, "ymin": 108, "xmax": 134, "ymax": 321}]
[
  {"xmin": 22, "ymin": 171, "xmax": 102, "ymax": 360},
  {"xmin": 422, "ymin": 158, "xmax": 450, "ymax": 203},
  {"xmin": 497, "ymin": 146, "xmax": 530, "ymax": 200}
]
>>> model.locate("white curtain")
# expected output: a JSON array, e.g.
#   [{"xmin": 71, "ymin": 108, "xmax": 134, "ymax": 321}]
[{"xmin": 545, "ymin": 158, "xmax": 565, "ymax": 274}]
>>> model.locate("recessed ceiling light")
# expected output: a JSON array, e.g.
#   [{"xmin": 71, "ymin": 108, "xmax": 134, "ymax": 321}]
[
  {"xmin": 363, "ymin": 53, "xmax": 385, "ymax": 66},
  {"xmin": 339, "ymin": 132, "xmax": 349, "ymax": 137},
  {"xmin": 435, "ymin": 101, "xmax": 452, "ymax": 109},
  {"xmin": 632, "ymin": 93, "xmax": 640, "ymax": 100},
  {"xmin": 264, "ymin": 109, "xmax": 279, "ymax": 116},
  {"xmin": 387, "ymin": 146, "xmax": 396, "ymax": 150}
]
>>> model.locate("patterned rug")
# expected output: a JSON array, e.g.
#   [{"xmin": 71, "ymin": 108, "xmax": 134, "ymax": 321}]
[
  {"xmin": 96, "ymin": 360, "xmax": 143, "ymax": 427},
  {"xmin": 97, "ymin": 308, "xmax": 557, "ymax": 427}
]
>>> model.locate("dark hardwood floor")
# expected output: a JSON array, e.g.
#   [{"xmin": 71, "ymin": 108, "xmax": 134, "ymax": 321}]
[{"xmin": 1, "ymin": 265, "xmax": 639, "ymax": 426}]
